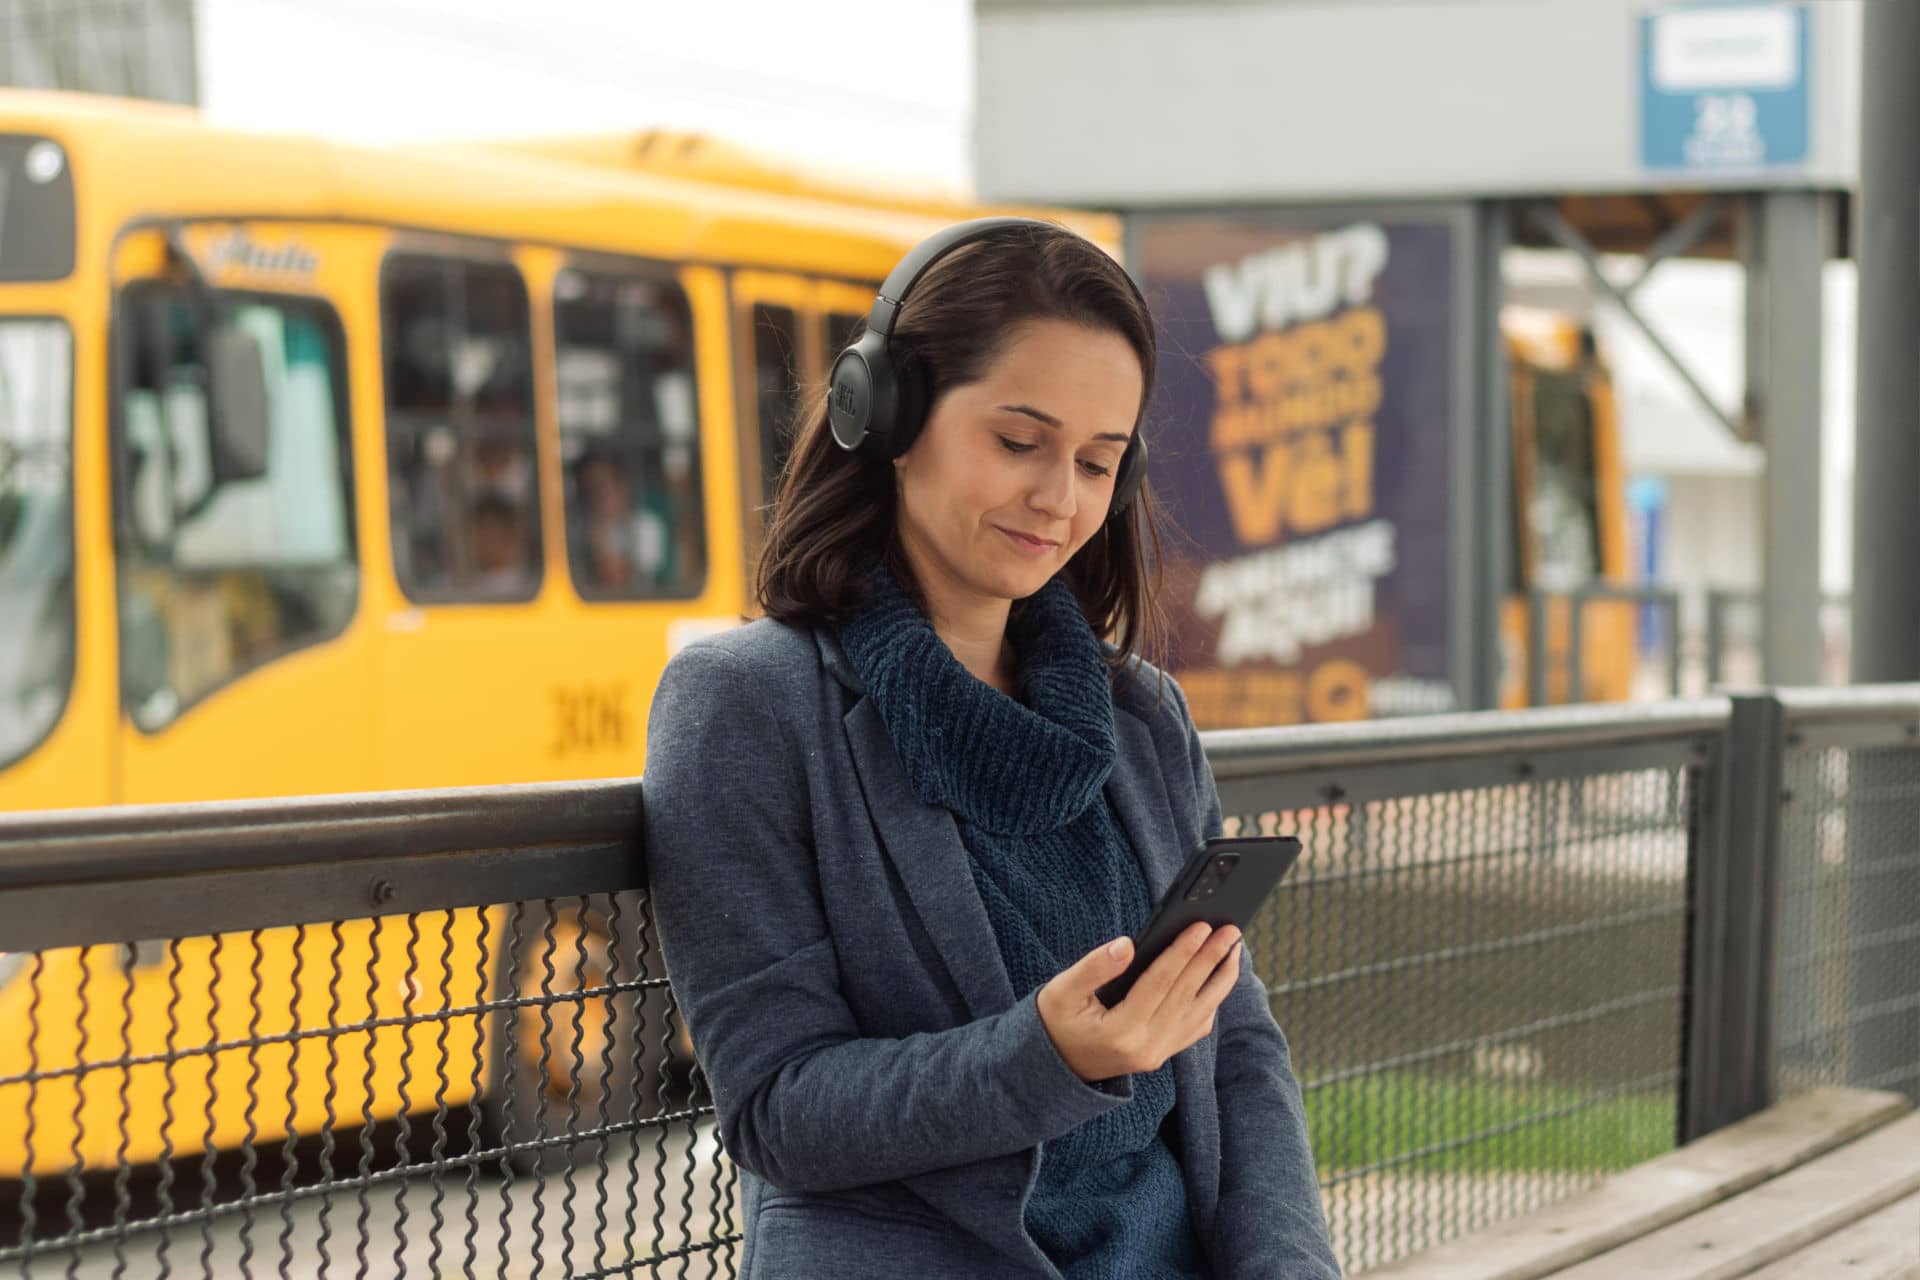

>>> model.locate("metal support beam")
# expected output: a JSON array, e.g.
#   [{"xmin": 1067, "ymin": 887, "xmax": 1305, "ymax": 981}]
[
  {"xmin": 1684, "ymin": 692, "xmax": 1785, "ymax": 1140},
  {"xmin": 1527, "ymin": 201, "xmax": 1747, "ymax": 443},
  {"xmin": 1469, "ymin": 201, "xmax": 1512, "ymax": 712},
  {"xmin": 1852, "ymin": 0, "xmax": 1920, "ymax": 685},
  {"xmin": 1628, "ymin": 196, "xmax": 1732, "ymax": 297},
  {"xmin": 1848, "ymin": 0, "xmax": 1920, "ymax": 1113},
  {"xmin": 1745, "ymin": 192, "xmax": 1832, "ymax": 687},
  {"xmin": 1528, "ymin": 592, "xmax": 1550, "ymax": 707}
]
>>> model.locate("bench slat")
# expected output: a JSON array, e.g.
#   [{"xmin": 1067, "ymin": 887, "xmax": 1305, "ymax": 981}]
[
  {"xmin": 1554, "ymin": 1109, "xmax": 1920, "ymax": 1280},
  {"xmin": 1358, "ymin": 1087, "xmax": 1912, "ymax": 1280},
  {"xmin": 1741, "ymin": 1190, "xmax": 1920, "ymax": 1280}
]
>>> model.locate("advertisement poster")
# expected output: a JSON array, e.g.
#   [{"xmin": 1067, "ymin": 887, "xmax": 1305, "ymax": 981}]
[{"xmin": 1136, "ymin": 212, "xmax": 1459, "ymax": 728}]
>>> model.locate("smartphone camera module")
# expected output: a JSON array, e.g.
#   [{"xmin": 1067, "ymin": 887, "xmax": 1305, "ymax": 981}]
[{"xmin": 1187, "ymin": 852, "xmax": 1240, "ymax": 901}]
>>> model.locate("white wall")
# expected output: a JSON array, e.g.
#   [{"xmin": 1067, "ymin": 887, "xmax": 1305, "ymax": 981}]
[
  {"xmin": 975, "ymin": 0, "xmax": 1861, "ymax": 205},
  {"xmin": 1662, "ymin": 473, "xmax": 1761, "ymax": 592}
]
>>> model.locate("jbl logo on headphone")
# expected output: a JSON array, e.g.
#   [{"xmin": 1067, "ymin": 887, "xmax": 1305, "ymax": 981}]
[{"xmin": 833, "ymin": 378, "xmax": 859, "ymax": 419}]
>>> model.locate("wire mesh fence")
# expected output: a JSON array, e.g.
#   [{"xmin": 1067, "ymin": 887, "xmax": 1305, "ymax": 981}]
[
  {"xmin": 0, "ymin": 781, "xmax": 745, "ymax": 1279},
  {"xmin": 0, "ymin": 901, "xmax": 732, "ymax": 1278},
  {"xmin": 0, "ymin": 692, "xmax": 1915, "ymax": 1276},
  {"xmin": 1224, "ymin": 756, "xmax": 1693, "ymax": 1274},
  {"xmin": 1775, "ymin": 733, "xmax": 1920, "ymax": 1107},
  {"xmin": 0, "ymin": 897, "xmax": 737, "ymax": 1278}
]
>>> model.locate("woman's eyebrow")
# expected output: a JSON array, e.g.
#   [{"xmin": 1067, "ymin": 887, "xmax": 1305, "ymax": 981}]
[{"xmin": 997, "ymin": 403, "xmax": 1132, "ymax": 443}]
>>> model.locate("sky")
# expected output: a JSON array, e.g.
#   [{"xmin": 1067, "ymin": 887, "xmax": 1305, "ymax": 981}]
[{"xmin": 198, "ymin": 0, "xmax": 976, "ymax": 187}]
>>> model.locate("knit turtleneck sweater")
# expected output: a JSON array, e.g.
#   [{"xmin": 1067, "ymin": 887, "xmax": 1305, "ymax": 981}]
[{"xmin": 837, "ymin": 565, "xmax": 1207, "ymax": 1280}]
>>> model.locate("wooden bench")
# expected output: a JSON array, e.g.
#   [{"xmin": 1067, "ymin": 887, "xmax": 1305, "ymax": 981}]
[{"xmin": 1360, "ymin": 1086, "xmax": 1920, "ymax": 1280}]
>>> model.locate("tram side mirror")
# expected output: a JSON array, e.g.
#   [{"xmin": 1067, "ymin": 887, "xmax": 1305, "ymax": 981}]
[{"xmin": 207, "ymin": 323, "xmax": 271, "ymax": 483}]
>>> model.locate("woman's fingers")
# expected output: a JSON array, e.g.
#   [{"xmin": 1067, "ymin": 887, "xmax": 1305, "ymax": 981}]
[
  {"xmin": 1036, "ymin": 936, "xmax": 1148, "ymax": 1082},
  {"xmin": 1119, "ymin": 921, "xmax": 1215, "ymax": 1017},
  {"xmin": 1059, "ymin": 935, "xmax": 1137, "ymax": 1007},
  {"xmin": 1195, "ymin": 939, "xmax": 1243, "ymax": 1012},
  {"xmin": 1166, "ymin": 939, "xmax": 1244, "ymax": 1055},
  {"xmin": 1188, "ymin": 926, "xmax": 1241, "ymax": 992},
  {"xmin": 1142, "ymin": 923, "xmax": 1242, "ymax": 1022},
  {"xmin": 1044, "ymin": 925, "xmax": 1249, "ymax": 1079}
]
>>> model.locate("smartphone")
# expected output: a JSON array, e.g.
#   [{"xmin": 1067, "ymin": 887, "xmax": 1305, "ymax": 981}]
[{"xmin": 1094, "ymin": 835, "xmax": 1303, "ymax": 1009}]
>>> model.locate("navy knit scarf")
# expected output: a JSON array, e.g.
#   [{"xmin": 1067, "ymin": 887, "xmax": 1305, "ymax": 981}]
[
  {"xmin": 838, "ymin": 565, "xmax": 1207, "ymax": 1279},
  {"xmin": 840, "ymin": 567, "xmax": 1116, "ymax": 835}
]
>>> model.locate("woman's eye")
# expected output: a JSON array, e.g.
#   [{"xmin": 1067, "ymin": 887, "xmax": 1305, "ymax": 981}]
[{"xmin": 996, "ymin": 434, "xmax": 1111, "ymax": 477}]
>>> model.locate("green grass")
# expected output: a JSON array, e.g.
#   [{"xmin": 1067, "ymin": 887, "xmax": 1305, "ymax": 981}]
[{"xmin": 1300, "ymin": 1069, "xmax": 1677, "ymax": 1176}]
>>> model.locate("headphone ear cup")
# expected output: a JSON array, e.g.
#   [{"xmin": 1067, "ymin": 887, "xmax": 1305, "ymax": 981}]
[
  {"xmin": 828, "ymin": 332, "xmax": 898, "ymax": 457},
  {"xmin": 1108, "ymin": 431, "xmax": 1148, "ymax": 518},
  {"xmin": 885, "ymin": 345, "xmax": 932, "ymax": 459}
]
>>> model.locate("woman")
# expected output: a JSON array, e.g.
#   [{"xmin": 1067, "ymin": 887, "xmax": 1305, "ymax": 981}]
[{"xmin": 643, "ymin": 219, "xmax": 1340, "ymax": 1278}]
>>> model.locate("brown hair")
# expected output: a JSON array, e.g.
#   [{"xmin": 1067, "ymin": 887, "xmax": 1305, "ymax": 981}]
[{"xmin": 754, "ymin": 221, "xmax": 1168, "ymax": 672}]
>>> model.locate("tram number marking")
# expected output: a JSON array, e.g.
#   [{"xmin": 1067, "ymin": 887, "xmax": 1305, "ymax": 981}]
[{"xmin": 550, "ymin": 682, "xmax": 629, "ymax": 758}]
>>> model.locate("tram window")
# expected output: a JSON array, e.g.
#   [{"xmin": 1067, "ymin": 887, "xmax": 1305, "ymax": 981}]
[
  {"xmin": 751, "ymin": 304, "xmax": 801, "ymax": 509},
  {"xmin": 555, "ymin": 267, "xmax": 707, "ymax": 600},
  {"xmin": 0, "ymin": 319, "xmax": 72, "ymax": 763},
  {"xmin": 826, "ymin": 310, "xmax": 865, "ymax": 363},
  {"xmin": 382, "ymin": 254, "xmax": 541, "ymax": 602},
  {"xmin": 116, "ymin": 291, "xmax": 356, "ymax": 730},
  {"xmin": 1525, "ymin": 369, "xmax": 1602, "ymax": 592}
]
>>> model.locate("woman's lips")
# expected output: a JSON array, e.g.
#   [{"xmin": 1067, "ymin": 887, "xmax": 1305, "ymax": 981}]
[{"xmin": 996, "ymin": 526, "xmax": 1060, "ymax": 554}]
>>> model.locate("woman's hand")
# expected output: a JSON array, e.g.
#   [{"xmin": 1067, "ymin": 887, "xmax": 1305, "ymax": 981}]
[{"xmin": 1036, "ymin": 923, "xmax": 1243, "ymax": 1083}]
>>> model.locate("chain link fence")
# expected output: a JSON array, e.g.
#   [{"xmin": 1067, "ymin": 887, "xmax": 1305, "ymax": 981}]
[
  {"xmin": 0, "ymin": 692, "xmax": 1915, "ymax": 1276},
  {"xmin": 7, "ymin": 901, "xmax": 733, "ymax": 1279},
  {"xmin": 0, "ymin": 785, "xmax": 740, "ymax": 1278},
  {"xmin": 1774, "ymin": 698, "xmax": 1920, "ymax": 1108},
  {"xmin": 1212, "ymin": 711, "xmax": 1706, "ymax": 1274}
]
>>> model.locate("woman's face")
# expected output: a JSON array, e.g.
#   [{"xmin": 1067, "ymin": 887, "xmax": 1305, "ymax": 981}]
[{"xmin": 894, "ymin": 317, "xmax": 1143, "ymax": 607}]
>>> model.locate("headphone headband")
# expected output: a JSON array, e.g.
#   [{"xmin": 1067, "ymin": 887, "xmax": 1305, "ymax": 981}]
[{"xmin": 864, "ymin": 216, "xmax": 1041, "ymax": 341}]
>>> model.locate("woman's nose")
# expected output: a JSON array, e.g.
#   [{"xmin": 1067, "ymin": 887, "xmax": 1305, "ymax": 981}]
[{"xmin": 1030, "ymin": 456, "xmax": 1079, "ymax": 519}]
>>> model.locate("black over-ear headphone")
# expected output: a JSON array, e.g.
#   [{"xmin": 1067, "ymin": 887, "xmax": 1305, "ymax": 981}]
[{"xmin": 826, "ymin": 216, "xmax": 1149, "ymax": 520}]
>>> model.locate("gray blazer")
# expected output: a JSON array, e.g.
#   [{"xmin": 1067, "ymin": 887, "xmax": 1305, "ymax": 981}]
[{"xmin": 642, "ymin": 618, "xmax": 1342, "ymax": 1278}]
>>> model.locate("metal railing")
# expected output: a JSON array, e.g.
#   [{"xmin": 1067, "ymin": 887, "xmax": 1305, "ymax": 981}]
[
  {"xmin": 0, "ymin": 689, "xmax": 1915, "ymax": 1276},
  {"xmin": 1209, "ymin": 698, "xmax": 1714, "ymax": 1271},
  {"xmin": 1704, "ymin": 589, "xmax": 1853, "ymax": 689},
  {"xmin": 0, "ymin": 782, "xmax": 735, "ymax": 1278},
  {"xmin": 1526, "ymin": 584, "xmax": 1685, "ymax": 704},
  {"xmin": 1526, "ymin": 586, "xmax": 1856, "ymax": 705},
  {"xmin": 1770, "ymin": 689, "xmax": 1920, "ymax": 1104}
]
